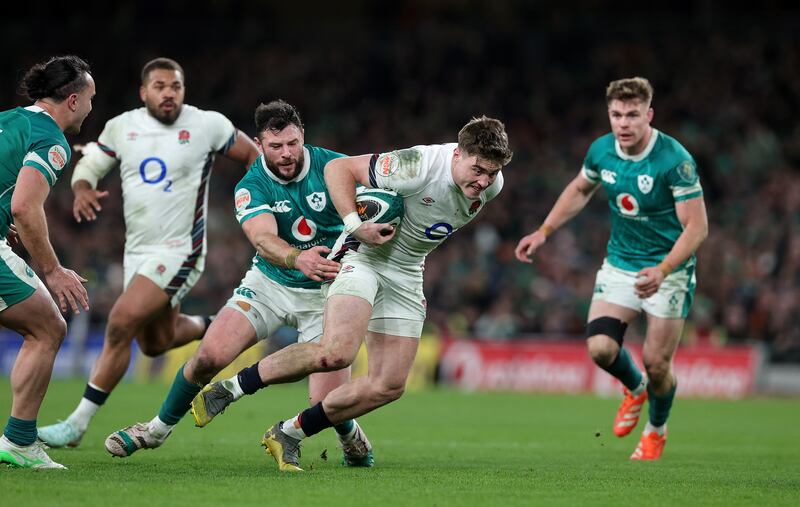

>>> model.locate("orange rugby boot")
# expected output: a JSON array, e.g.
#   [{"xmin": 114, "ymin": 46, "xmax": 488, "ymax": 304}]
[
  {"xmin": 613, "ymin": 387, "xmax": 647, "ymax": 437},
  {"xmin": 630, "ymin": 428, "xmax": 666, "ymax": 460}
]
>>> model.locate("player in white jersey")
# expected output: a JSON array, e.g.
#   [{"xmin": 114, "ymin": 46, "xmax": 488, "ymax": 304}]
[
  {"xmin": 191, "ymin": 116, "xmax": 513, "ymax": 471},
  {"xmin": 38, "ymin": 58, "xmax": 259, "ymax": 448}
]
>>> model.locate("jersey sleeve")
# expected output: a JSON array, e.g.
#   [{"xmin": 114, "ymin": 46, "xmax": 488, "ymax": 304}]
[
  {"xmin": 71, "ymin": 118, "xmax": 120, "ymax": 188},
  {"xmin": 234, "ymin": 171, "xmax": 274, "ymax": 225},
  {"xmin": 666, "ymin": 159, "xmax": 703, "ymax": 202},
  {"xmin": 23, "ymin": 137, "xmax": 71, "ymax": 187},
  {"xmin": 367, "ymin": 146, "xmax": 429, "ymax": 196},
  {"xmin": 203, "ymin": 111, "xmax": 236, "ymax": 154},
  {"xmin": 580, "ymin": 142, "xmax": 601, "ymax": 183}
]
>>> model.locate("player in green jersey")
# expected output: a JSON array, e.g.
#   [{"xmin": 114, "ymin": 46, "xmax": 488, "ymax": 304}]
[
  {"xmin": 0, "ymin": 56, "xmax": 95, "ymax": 469},
  {"xmin": 104, "ymin": 100, "xmax": 374, "ymax": 466},
  {"xmin": 515, "ymin": 77, "xmax": 708, "ymax": 460}
]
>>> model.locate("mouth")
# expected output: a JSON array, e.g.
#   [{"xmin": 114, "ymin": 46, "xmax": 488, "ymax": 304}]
[
  {"xmin": 467, "ymin": 184, "xmax": 483, "ymax": 194},
  {"xmin": 160, "ymin": 102, "xmax": 176, "ymax": 112}
]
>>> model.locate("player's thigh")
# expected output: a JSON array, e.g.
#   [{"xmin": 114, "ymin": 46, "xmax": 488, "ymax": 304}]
[
  {"xmin": 368, "ymin": 263, "xmax": 426, "ymax": 339},
  {"xmin": 222, "ymin": 266, "xmax": 291, "ymax": 342},
  {"xmin": 109, "ymin": 274, "xmax": 171, "ymax": 326},
  {"xmin": 590, "ymin": 259, "xmax": 644, "ymax": 317},
  {"xmin": 364, "ymin": 331, "xmax": 419, "ymax": 389},
  {"xmin": 122, "ymin": 251, "xmax": 203, "ymax": 310},
  {"xmin": 189, "ymin": 307, "xmax": 258, "ymax": 371},
  {"xmin": 641, "ymin": 266, "xmax": 695, "ymax": 320},
  {"xmin": 320, "ymin": 294, "xmax": 374, "ymax": 362},
  {"xmin": 0, "ymin": 286, "xmax": 65, "ymax": 340}
]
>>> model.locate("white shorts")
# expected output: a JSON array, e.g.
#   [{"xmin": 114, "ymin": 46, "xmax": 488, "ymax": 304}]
[
  {"xmin": 224, "ymin": 266, "xmax": 325, "ymax": 344},
  {"xmin": 591, "ymin": 259, "xmax": 696, "ymax": 319},
  {"xmin": 123, "ymin": 250, "xmax": 205, "ymax": 307},
  {"xmin": 0, "ymin": 239, "xmax": 45, "ymax": 311},
  {"xmin": 324, "ymin": 252, "xmax": 426, "ymax": 338}
]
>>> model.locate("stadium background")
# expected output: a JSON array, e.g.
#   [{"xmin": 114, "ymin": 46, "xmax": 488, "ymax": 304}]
[{"xmin": 1, "ymin": 1, "xmax": 799, "ymax": 396}]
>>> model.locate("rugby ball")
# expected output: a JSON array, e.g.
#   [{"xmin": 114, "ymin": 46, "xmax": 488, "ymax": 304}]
[{"xmin": 355, "ymin": 187, "xmax": 404, "ymax": 227}]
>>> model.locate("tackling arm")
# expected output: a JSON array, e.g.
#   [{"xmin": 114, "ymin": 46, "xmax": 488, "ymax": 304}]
[{"xmin": 242, "ymin": 214, "xmax": 339, "ymax": 282}]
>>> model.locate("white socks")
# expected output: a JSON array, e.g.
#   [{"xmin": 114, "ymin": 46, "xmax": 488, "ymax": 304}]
[
  {"xmin": 147, "ymin": 416, "xmax": 174, "ymax": 439},
  {"xmin": 644, "ymin": 421, "xmax": 665, "ymax": 436},
  {"xmin": 280, "ymin": 416, "xmax": 306, "ymax": 440},
  {"xmin": 67, "ymin": 393, "xmax": 104, "ymax": 431},
  {"xmin": 221, "ymin": 376, "xmax": 245, "ymax": 400}
]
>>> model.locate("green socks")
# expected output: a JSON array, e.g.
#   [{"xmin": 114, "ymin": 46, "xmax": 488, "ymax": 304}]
[{"xmin": 158, "ymin": 365, "xmax": 202, "ymax": 425}]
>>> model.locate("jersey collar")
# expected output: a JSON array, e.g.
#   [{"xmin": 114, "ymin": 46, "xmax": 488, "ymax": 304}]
[
  {"xmin": 260, "ymin": 146, "xmax": 311, "ymax": 185},
  {"xmin": 24, "ymin": 105, "xmax": 54, "ymax": 119},
  {"xmin": 615, "ymin": 128, "xmax": 659, "ymax": 162}
]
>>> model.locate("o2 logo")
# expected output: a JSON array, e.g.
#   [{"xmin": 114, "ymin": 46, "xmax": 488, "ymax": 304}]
[
  {"xmin": 139, "ymin": 157, "xmax": 173, "ymax": 192},
  {"xmin": 424, "ymin": 222, "xmax": 454, "ymax": 240}
]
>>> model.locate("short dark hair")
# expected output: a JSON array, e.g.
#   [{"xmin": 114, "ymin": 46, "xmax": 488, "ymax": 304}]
[
  {"xmin": 141, "ymin": 57, "xmax": 184, "ymax": 84},
  {"xmin": 458, "ymin": 116, "xmax": 513, "ymax": 166},
  {"xmin": 606, "ymin": 77, "xmax": 653, "ymax": 105},
  {"xmin": 254, "ymin": 100, "xmax": 304, "ymax": 135},
  {"xmin": 19, "ymin": 55, "xmax": 91, "ymax": 102}
]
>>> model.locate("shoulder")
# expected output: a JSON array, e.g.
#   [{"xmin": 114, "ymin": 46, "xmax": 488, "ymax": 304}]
[
  {"xmin": 654, "ymin": 131, "xmax": 693, "ymax": 162},
  {"xmin": 586, "ymin": 133, "xmax": 615, "ymax": 158},
  {"xmin": 306, "ymin": 144, "xmax": 346, "ymax": 164}
]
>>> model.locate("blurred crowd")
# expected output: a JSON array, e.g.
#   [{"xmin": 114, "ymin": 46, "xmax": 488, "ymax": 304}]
[{"xmin": 3, "ymin": 2, "xmax": 799, "ymax": 361}]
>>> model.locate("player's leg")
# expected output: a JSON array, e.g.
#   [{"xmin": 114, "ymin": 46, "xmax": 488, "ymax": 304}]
[
  {"xmin": 38, "ymin": 274, "xmax": 173, "ymax": 447},
  {"xmin": 629, "ymin": 314, "xmax": 683, "ymax": 461},
  {"xmin": 587, "ymin": 261, "xmax": 648, "ymax": 437},
  {"xmin": 0, "ymin": 282, "xmax": 68, "ymax": 469},
  {"xmin": 104, "ymin": 307, "xmax": 258, "ymax": 457},
  {"xmin": 136, "ymin": 301, "xmax": 207, "ymax": 356},
  {"xmin": 263, "ymin": 330, "xmax": 417, "ymax": 472}
]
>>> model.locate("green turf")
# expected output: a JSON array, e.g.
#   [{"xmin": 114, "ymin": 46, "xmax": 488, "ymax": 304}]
[{"xmin": 1, "ymin": 380, "xmax": 799, "ymax": 506}]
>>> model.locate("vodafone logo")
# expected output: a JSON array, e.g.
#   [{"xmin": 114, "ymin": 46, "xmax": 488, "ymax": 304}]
[
  {"xmin": 616, "ymin": 193, "xmax": 640, "ymax": 216},
  {"xmin": 291, "ymin": 216, "xmax": 317, "ymax": 242}
]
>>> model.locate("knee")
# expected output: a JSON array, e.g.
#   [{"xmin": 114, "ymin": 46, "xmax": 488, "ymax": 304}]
[
  {"xmin": 190, "ymin": 351, "xmax": 226, "ymax": 384},
  {"xmin": 371, "ymin": 381, "xmax": 405, "ymax": 405},
  {"xmin": 586, "ymin": 335, "xmax": 619, "ymax": 368},
  {"xmin": 42, "ymin": 315, "xmax": 67, "ymax": 350},
  {"xmin": 317, "ymin": 340, "xmax": 358, "ymax": 371},
  {"xmin": 643, "ymin": 354, "xmax": 671, "ymax": 383},
  {"xmin": 138, "ymin": 339, "xmax": 170, "ymax": 358},
  {"xmin": 106, "ymin": 312, "xmax": 139, "ymax": 346}
]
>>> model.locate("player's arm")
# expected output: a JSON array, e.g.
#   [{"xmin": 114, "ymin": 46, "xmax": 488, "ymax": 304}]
[
  {"xmin": 515, "ymin": 171, "xmax": 600, "ymax": 263},
  {"xmin": 221, "ymin": 130, "xmax": 259, "ymax": 167},
  {"xmin": 11, "ymin": 168, "xmax": 89, "ymax": 314},
  {"xmin": 70, "ymin": 142, "xmax": 115, "ymax": 222},
  {"xmin": 634, "ymin": 196, "xmax": 708, "ymax": 298},
  {"xmin": 324, "ymin": 155, "xmax": 395, "ymax": 246},
  {"xmin": 241, "ymin": 214, "xmax": 339, "ymax": 282}
]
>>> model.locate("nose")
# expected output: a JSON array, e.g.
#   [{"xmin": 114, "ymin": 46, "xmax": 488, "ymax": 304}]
[{"xmin": 281, "ymin": 145, "xmax": 292, "ymax": 158}]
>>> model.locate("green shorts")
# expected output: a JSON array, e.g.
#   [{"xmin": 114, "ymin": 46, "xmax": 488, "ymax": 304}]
[{"xmin": 0, "ymin": 240, "xmax": 41, "ymax": 312}]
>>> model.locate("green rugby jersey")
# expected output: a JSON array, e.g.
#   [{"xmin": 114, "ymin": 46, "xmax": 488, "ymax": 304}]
[
  {"xmin": 234, "ymin": 145, "xmax": 345, "ymax": 289},
  {"xmin": 582, "ymin": 129, "xmax": 702, "ymax": 272},
  {"xmin": 0, "ymin": 106, "xmax": 70, "ymax": 235}
]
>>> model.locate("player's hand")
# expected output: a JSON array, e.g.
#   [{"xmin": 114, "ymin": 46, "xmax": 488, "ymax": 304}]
[
  {"xmin": 44, "ymin": 266, "xmax": 89, "ymax": 314},
  {"xmin": 6, "ymin": 223, "xmax": 18, "ymax": 246},
  {"xmin": 73, "ymin": 144, "xmax": 87, "ymax": 154},
  {"xmin": 295, "ymin": 246, "xmax": 341, "ymax": 282},
  {"xmin": 73, "ymin": 182, "xmax": 109, "ymax": 223},
  {"xmin": 353, "ymin": 222, "xmax": 396, "ymax": 247},
  {"xmin": 634, "ymin": 266, "xmax": 665, "ymax": 299},
  {"xmin": 514, "ymin": 231, "xmax": 547, "ymax": 263}
]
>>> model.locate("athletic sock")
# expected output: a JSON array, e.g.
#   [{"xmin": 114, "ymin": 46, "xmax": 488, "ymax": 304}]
[
  {"xmin": 221, "ymin": 375, "xmax": 245, "ymax": 400},
  {"xmin": 334, "ymin": 419, "xmax": 356, "ymax": 441},
  {"xmin": 602, "ymin": 347, "xmax": 644, "ymax": 392},
  {"xmin": 66, "ymin": 383, "xmax": 109, "ymax": 431},
  {"xmin": 157, "ymin": 365, "xmax": 202, "ymax": 426},
  {"xmin": 148, "ymin": 415, "xmax": 174, "ymax": 439},
  {"xmin": 236, "ymin": 363, "xmax": 265, "ymax": 395},
  {"xmin": 644, "ymin": 421, "xmax": 666, "ymax": 436},
  {"xmin": 297, "ymin": 402, "xmax": 333, "ymax": 439},
  {"xmin": 4, "ymin": 416, "xmax": 37, "ymax": 446},
  {"xmin": 647, "ymin": 379, "xmax": 677, "ymax": 427},
  {"xmin": 281, "ymin": 415, "xmax": 306, "ymax": 440}
]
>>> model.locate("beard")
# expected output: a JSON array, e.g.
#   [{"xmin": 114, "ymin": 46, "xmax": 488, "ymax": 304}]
[
  {"xmin": 146, "ymin": 100, "xmax": 181, "ymax": 125},
  {"xmin": 264, "ymin": 151, "xmax": 305, "ymax": 181}
]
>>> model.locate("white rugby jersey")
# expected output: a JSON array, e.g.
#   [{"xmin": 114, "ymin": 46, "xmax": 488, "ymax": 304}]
[
  {"xmin": 72, "ymin": 105, "xmax": 235, "ymax": 256},
  {"xmin": 363, "ymin": 143, "xmax": 503, "ymax": 264}
]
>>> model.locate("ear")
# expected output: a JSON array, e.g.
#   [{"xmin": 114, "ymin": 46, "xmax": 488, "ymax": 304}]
[
  {"xmin": 139, "ymin": 85, "xmax": 146, "ymax": 102},
  {"xmin": 647, "ymin": 108, "xmax": 654, "ymax": 123},
  {"xmin": 253, "ymin": 136, "xmax": 263, "ymax": 153},
  {"xmin": 452, "ymin": 146, "xmax": 461, "ymax": 161},
  {"xmin": 66, "ymin": 94, "xmax": 79, "ymax": 112}
]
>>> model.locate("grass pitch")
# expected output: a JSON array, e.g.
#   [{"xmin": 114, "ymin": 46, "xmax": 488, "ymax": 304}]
[{"xmin": 1, "ymin": 379, "xmax": 799, "ymax": 506}]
